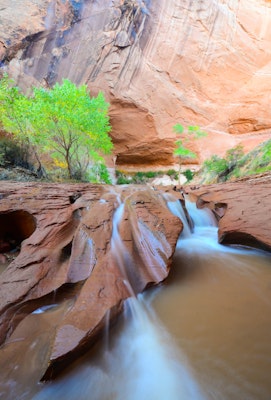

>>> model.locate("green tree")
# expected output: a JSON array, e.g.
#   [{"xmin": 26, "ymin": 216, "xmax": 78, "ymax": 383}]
[
  {"xmin": 32, "ymin": 79, "xmax": 112, "ymax": 180},
  {"xmin": 0, "ymin": 74, "xmax": 40, "ymax": 171},
  {"xmin": 173, "ymin": 124, "xmax": 207, "ymax": 184},
  {"xmin": 0, "ymin": 75, "xmax": 113, "ymax": 182}
]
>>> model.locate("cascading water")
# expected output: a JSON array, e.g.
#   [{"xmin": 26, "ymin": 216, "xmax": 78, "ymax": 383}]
[
  {"xmin": 1, "ymin": 195, "xmax": 271, "ymax": 400},
  {"xmin": 31, "ymin": 294, "xmax": 205, "ymax": 400},
  {"xmin": 151, "ymin": 197, "xmax": 271, "ymax": 400}
]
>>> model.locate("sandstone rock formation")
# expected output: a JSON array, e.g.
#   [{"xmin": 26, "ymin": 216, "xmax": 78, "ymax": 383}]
[
  {"xmin": 0, "ymin": 175, "xmax": 270, "ymax": 380},
  {"xmin": 0, "ymin": 182, "xmax": 182, "ymax": 379},
  {"xmin": 1, "ymin": 0, "xmax": 271, "ymax": 168},
  {"xmin": 185, "ymin": 173, "xmax": 271, "ymax": 252}
]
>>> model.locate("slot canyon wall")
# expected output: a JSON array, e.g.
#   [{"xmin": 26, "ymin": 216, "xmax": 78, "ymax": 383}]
[{"xmin": 1, "ymin": 0, "xmax": 271, "ymax": 167}]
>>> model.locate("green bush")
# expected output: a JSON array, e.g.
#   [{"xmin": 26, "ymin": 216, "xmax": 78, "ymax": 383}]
[
  {"xmin": 116, "ymin": 169, "xmax": 178, "ymax": 185},
  {"xmin": 225, "ymin": 144, "xmax": 244, "ymax": 168},
  {"xmin": 87, "ymin": 163, "xmax": 112, "ymax": 184},
  {"xmin": 116, "ymin": 170, "xmax": 132, "ymax": 184},
  {"xmin": 143, "ymin": 171, "xmax": 157, "ymax": 178},
  {"xmin": 200, "ymin": 140, "xmax": 271, "ymax": 183},
  {"xmin": 183, "ymin": 169, "xmax": 194, "ymax": 182},
  {"xmin": 203, "ymin": 155, "xmax": 228, "ymax": 176},
  {"xmin": 167, "ymin": 169, "xmax": 178, "ymax": 179},
  {"xmin": 117, "ymin": 176, "xmax": 131, "ymax": 185},
  {"xmin": 0, "ymin": 137, "xmax": 32, "ymax": 169}
]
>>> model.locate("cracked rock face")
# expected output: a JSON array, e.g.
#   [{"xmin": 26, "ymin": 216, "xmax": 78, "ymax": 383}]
[
  {"xmin": 0, "ymin": 182, "xmax": 182, "ymax": 379},
  {"xmin": 1, "ymin": 0, "xmax": 271, "ymax": 167}
]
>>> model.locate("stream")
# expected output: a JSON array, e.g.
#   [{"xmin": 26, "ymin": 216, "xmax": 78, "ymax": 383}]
[{"xmin": 0, "ymin": 199, "xmax": 270, "ymax": 399}]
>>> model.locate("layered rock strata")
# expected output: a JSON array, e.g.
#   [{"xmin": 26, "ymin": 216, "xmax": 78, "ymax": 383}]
[{"xmin": 1, "ymin": 0, "xmax": 271, "ymax": 167}]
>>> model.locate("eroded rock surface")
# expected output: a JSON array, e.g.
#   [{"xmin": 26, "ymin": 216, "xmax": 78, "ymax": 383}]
[
  {"xmin": 1, "ymin": 0, "xmax": 271, "ymax": 168},
  {"xmin": 185, "ymin": 173, "xmax": 271, "ymax": 252},
  {"xmin": 0, "ymin": 176, "xmax": 270, "ymax": 380},
  {"xmin": 0, "ymin": 182, "xmax": 181, "ymax": 379}
]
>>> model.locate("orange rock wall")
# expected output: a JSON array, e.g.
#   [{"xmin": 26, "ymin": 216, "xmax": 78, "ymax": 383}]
[{"xmin": 1, "ymin": 0, "xmax": 271, "ymax": 167}]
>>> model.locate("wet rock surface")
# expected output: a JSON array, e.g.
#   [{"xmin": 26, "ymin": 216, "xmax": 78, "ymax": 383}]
[
  {"xmin": 0, "ymin": 182, "xmax": 181, "ymax": 379},
  {"xmin": 185, "ymin": 173, "xmax": 271, "ymax": 252},
  {"xmin": 0, "ymin": 177, "xmax": 270, "ymax": 380}
]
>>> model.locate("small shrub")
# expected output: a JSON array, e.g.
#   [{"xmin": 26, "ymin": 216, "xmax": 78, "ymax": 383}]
[
  {"xmin": 116, "ymin": 170, "xmax": 132, "ymax": 185},
  {"xmin": 183, "ymin": 169, "xmax": 194, "ymax": 182},
  {"xmin": 144, "ymin": 171, "xmax": 157, "ymax": 179},
  {"xmin": 87, "ymin": 163, "xmax": 112, "ymax": 184},
  {"xmin": 225, "ymin": 144, "xmax": 244, "ymax": 168},
  {"xmin": 200, "ymin": 140, "xmax": 271, "ymax": 183},
  {"xmin": 133, "ymin": 171, "xmax": 159, "ymax": 183},
  {"xmin": 167, "ymin": 169, "xmax": 178, "ymax": 179},
  {"xmin": 203, "ymin": 155, "xmax": 228, "ymax": 175},
  {"xmin": 0, "ymin": 137, "xmax": 32, "ymax": 169},
  {"xmin": 117, "ymin": 176, "xmax": 131, "ymax": 185}
]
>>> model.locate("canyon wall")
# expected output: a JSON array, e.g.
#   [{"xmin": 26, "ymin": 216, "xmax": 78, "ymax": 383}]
[{"xmin": 1, "ymin": 0, "xmax": 271, "ymax": 168}]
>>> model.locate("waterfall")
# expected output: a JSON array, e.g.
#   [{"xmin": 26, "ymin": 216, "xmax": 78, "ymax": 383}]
[
  {"xmin": 163, "ymin": 193, "xmax": 191, "ymax": 238},
  {"xmin": 32, "ymin": 295, "xmax": 206, "ymax": 400},
  {"xmin": 110, "ymin": 197, "xmax": 136, "ymax": 296},
  {"xmin": 151, "ymin": 197, "xmax": 271, "ymax": 400},
  {"xmin": 184, "ymin": 198, "xmax": 217, "ymax": 228},
  {"xmin": 2, "ymin": 194, "xmax": 271, "ymax": 400},
  {"xmin": 30, "ymin": 196, "xmax": 206, "ymax": 400}
]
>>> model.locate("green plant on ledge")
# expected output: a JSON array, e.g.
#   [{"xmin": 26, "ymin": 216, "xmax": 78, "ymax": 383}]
[
  {"xmin": 200, "ymin": 141, "xmax": 271, "ymax": 183},
  {"xmin": 173, "ymin": 124, "xmax": 207, "ymax": 184}
]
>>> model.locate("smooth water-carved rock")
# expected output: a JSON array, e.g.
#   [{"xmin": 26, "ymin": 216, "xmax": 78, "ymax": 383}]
[
  {"xmin": 0, "ymin": 182, "xmax": 182, "ymax": 379},
  {"xmin": 1, "ymin": 177, "xmax": 271, "ymax": 380},
  {"xmin": 185, "ymin": 173, "xmax": 271, "ymax": 252}
]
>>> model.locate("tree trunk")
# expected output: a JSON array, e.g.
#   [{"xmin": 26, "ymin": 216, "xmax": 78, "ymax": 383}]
[
  {"xmin": 66, "ymin": 152, "xmax": 72, "ymax": 179},
  {"xmin": 34, "ymin": 148, "xmax": 47, "ymax": 179}
]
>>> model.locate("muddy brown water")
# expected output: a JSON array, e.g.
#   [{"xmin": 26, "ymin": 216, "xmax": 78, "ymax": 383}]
[
  {"xmin": 152, "ymin": 227, "xmax": 271, "ymax": 400},
  {"xmin": 0, "ymin": 202, "xmax": 270, "ymax": 400}
]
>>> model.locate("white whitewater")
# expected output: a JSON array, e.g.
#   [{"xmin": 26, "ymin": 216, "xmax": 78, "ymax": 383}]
[
  {"xmin": 32, "ymin": 197, "xmax": 207, "ymax": 400},
  {"xmin": 3, "ymin": 196, "xmax": 271, "ymax": 400},
  {"xmin": 33, "ymin": 295, "xmax": 206, "ymax": 400},
  {"xmin": 151, "ymin": 197, "xmax": 271, "ymax": 400}
]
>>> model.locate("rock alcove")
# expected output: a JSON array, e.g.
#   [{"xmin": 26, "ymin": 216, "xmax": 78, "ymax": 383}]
[{"xmin": 0, "ymin": 210, "xmax": 36, "ymax": 268}]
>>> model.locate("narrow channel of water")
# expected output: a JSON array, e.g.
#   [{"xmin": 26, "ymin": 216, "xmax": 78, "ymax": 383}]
[
  {"xmin": 150, "ymin": 199, "xmax": 271, "ymax": 400},
  {"xmin": 0, "ymin": 198, "xmax": 270, "ymax": 399}
]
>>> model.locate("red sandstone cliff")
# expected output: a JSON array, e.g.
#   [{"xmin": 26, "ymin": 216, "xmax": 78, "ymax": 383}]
[{"xmin": 1, "ymin": 0, "xmax": 271, "ymax": 167}]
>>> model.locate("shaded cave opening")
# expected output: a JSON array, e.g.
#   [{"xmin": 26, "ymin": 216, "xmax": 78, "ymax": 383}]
[{"xmin": 0, "ymin": 210, "xmax": 36, "ymax": 271}]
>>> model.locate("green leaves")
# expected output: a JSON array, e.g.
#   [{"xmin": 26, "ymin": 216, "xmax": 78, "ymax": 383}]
[
  {"xmin": 172, "ymin": 123, "xmax": 207, "ymax": 184},
  {"xmin": 173, "ymin": 124, "xmax": 207, "ymax": 161},
  {"xmin": 0, "ymin": 76, "xmax": 113, "ymax": 181}
]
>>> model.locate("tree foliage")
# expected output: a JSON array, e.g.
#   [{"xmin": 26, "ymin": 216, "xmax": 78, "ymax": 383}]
[
  {"xmin": 173, "ymin": 124, "xmax": 207, "ymax": 183},
  {"xmin": 173, "ymin": 124, "xmax": 207, "ymax": 160},
  {"xmin": 201, "ymin": 144, "xmax": 245, "ymax": 183},
  {"xmin": 0, "ymin": 74, "xmax": 36, "ymax": 169},
  {"xmin": 0, "ymin": 75, "xmax": 113, "ymax": 181}
]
